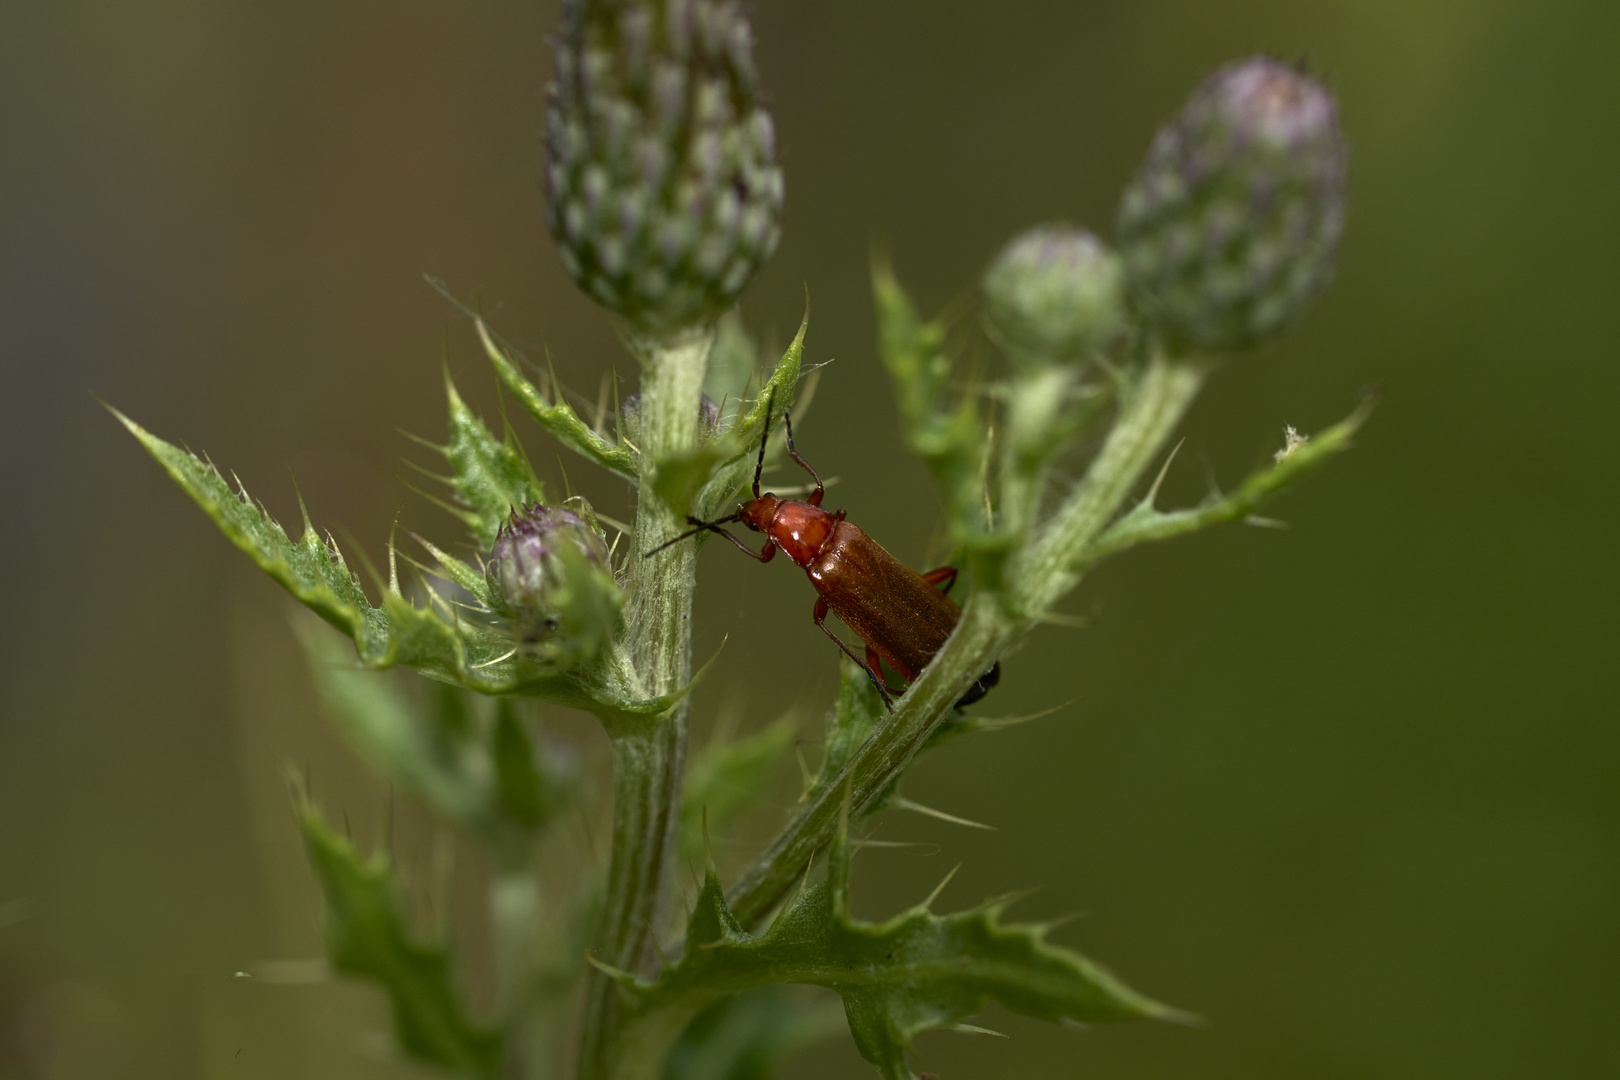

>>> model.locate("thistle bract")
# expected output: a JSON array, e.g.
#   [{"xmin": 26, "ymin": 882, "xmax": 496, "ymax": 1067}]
[
  {"xmin": 545, "ymin": 0, "xmax": 784, "ymax": 336},
  {"xmin": 488, "ymin": 504, "xmax": 622, "ymax": 668},
  {"xmin": 984, "ymin": 225, "xmax": 1125, "ymax": 364},
  {"xmin": 1117, "ymin": 57, "xmax": 1347, "ymax": 351}
]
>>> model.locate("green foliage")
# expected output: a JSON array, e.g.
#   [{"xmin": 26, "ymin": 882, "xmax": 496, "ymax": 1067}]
[
  {"xmin": 415, "ymin": 533, "xmax": 500, "ymax": 611},
  {"xmin": 115, "ymin": 406, "xmax": 656, "ymax": 716},
  {"xmin": 120, "ymin": 29, "xmax": 1369, "ymax": 1078},
  {"xmin": 872, "ymin": 266, "xmax": 987, "ymax": 546},
  {"xmin": 297, "ymin": 624, "xmax": 558, "ymax": 862},
  {"xmin": 703, "ymin": 312, "xmax": 761, "ymax": 423},
  {"xmin": 493, "ymin": 699, "xmax": 547, "ymax": 831},
  {"xmin": 809, "ymin": 657, "xmax": 886, "ymax": 800},
  {"xmin": 297, "ymin": 621, "xmax": 484, "ymax": 827},
  {"xmin": 1080, "ymin": 391, "xmax": 1377, "ymax": 570},
  {"xmin": 112, "ymin": 407, "xmax": 388, "ymax": 655},
  {"xmin": 625, "ymin": 802, "xmax": 1177, "ymax": 1080},
  {"xmin": 662, "ymin": 987, "xmax": 844, "ymax": 1080},
  {"xmin": 476, "ymin": 303, "xmax": 806, "ymax": 529},
  {"xmin": 680, "ymin": 716, "xmax": 798, "ymax": 864},
  {"xmin": 301, "ymin": 803, "xmax": 502, "ymax": 1078},
  {"xmin": 689, "ymin": 309, "xmax": 808, "ymax": 522},
  {"xmin": 477, "ymin": 318, "xmax": 639, "ymax": 482},
  {"xmin": 434, "ymin": 373, "xmax": 547, "ymax": 549}
]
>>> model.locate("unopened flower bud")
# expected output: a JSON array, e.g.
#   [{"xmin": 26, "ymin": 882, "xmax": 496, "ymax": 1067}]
[
  {"xmin": 546, "ymin": 0, "xmax": 784, "ymax": 336},
  {"xmin": 487, "ymin": 504, "xmax": 623, "ymax": 668},
  {"xmin": 983, "ymin": 225, "xmax": 1125, "ymax": 363},
  {"xmin": 1117, "ymin": 57, "xmax": 1347, "ymax": 351}
]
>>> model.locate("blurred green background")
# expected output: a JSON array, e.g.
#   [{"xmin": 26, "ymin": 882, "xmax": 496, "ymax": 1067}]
[{"xmin": 3, "ymin": 0, "xmax": 1617, "ymax": 1076}]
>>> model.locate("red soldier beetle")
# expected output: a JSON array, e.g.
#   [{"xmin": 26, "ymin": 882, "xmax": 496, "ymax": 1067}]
[{"xmin": 647, "ymin": 392, "xmax": 999, "ymax": 710}]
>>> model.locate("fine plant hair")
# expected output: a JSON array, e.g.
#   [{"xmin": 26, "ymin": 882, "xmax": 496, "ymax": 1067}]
[{"xmin": 115, "ymin": 8, "xmax": 1368, "ymax": 1078}]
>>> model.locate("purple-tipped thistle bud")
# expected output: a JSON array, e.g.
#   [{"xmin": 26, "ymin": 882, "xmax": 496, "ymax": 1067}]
[
  {"xmin": 983, "ymin": 225, "xmax": 1125, "ymax": 365},
  {"xmin": 546, "ymin": 0, "xmax": 784, "ymax": 337},
  {"xmin": 1117, "ymin": 58, "xmax": 1347, "ymax": 352},
  {"xmin": 487, "ymin": 504, "xmax": 623, "ymax": 668}
]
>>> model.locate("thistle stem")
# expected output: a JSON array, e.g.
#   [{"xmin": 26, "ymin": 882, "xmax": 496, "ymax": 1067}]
[
  {"xmin": 725, "ymin": 593, "xmax": 1015, "ymax": 928},
  {"xmin": 1015, "ymin": 351, "xmax": 1208, "ymax": 613},
  {"xmin": 577, "ymin": 329, "xmax": 712, "ymax": 1080},
  {"xmin": 997, "ymin": 365, "xmax": 1076, "ymax": 539}
]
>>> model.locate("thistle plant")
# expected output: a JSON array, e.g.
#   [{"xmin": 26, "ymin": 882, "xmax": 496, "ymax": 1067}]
[{"xmin": 115, "ymin": 12, "xmax": 1369, "ymax": 1078}]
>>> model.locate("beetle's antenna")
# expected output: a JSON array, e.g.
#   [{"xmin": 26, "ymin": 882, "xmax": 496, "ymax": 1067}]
[
  {"xmin": 782, "ymin": 408, "xmax": 824, "ymax": 505},
  {"xmin": 643, "ymin": 513, "xmax": 743, "ymax": 557},
  {"xmin": 753, "ymin": 388, "xmax": 776, "ymax": 498}
]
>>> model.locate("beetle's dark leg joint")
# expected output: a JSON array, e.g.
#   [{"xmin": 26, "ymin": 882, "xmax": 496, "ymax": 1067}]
[
  {"xmin": 814, "ymin": 597, "xmax": 894, "ymax": 710},
  {"xmin": 712, "ymin": 526, "xmax": 775, "ymax": 562},
  {"xmin": 922, "ymin": 565, "xmax": 959, "ymax": 596},
  {"xmin": 866, "ymin": 645, "xmax": 905, "ymax": 698},
  {"xmin": 752, "ymin": 388, "xmax": 775, "ymax": 499},
  {"xmin": 783, "ymin": 407, "xmax": 826, "ymax": 506},
  {"xmin": 954, "ymin": 661, "xmax": 1001, "ymax": 708}
]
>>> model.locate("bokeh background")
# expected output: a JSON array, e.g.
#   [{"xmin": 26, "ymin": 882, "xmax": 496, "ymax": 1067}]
[{"xmin": 4, "ymin": 0, "xmax": 1618, "ymax": 1076}]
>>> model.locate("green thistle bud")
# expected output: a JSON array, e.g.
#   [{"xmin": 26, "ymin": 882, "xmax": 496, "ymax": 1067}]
[
  {"xmin": 545, "ymin": 0, "xmax": 784, "ymax": 336},
  {"xmin": 1117, "ymin": 57, "xmax": 1347, "ymax": 352},
  {"xmin": 983, "ymin": 225, "xmax": 1125, "ymax": 364},
  {"xmin": 487, "ymin": 503, "xmax": 623, "ymax": 669}
]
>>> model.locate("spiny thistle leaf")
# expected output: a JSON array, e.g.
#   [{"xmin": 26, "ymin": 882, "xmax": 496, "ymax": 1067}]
[
  {"xmin": 639, "ymin": 810, "xmax": 1178, "ymax": 1080},
  {"xmin": 439, "ymin": 373, "xmax": 546, "ymax": 549},
  {"xmin": 414, "ymin": 534, "xmax": 498, "ymax": 610},
  {"xmin": 680, "ymin": 715, "xmax": 797, "ymax": 863},
  {"xmin": 300, "ymin": 804, "xmax": 502, "ymax": 1078},
  {"xmin": 114, "ymin": 408, "xmax": 620, "ymax": 710},
  {"xmin": 111, "ymin": 407, "xmax": 388, "ymax": 650},
  {"xmin": 1079, "ymin": 390, "xmax": 1376, "ymax": 570},
  {"xmin": 662, "ymin": 986, "xmax": 845, "ymax": 1080},
  {"xmin": 477, "ymin": 318, "xmax": 639, "ymax": 482}
]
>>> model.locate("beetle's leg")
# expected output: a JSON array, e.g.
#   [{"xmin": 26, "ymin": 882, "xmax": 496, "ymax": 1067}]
[
  {"xmin": 922, "ymin": 564, "xmax": 959, "ymax": 595},
  {"xmin": 783, "ymin": 407, "xmax": 826, "ymax": 506},
  {"xmin": 752, "ymin": 389, "xmax": 776, "ymax": 499},
  {"xmin": 814, "ymin": 597, "xmax": 894, "ymax": 709},
  {"xmin": 865, "ymin": 645, "xmax": 906, "ymax": 697},
  {"xmin": 706, "ymin": 523, "xmax": 777, "ymax": 563}
]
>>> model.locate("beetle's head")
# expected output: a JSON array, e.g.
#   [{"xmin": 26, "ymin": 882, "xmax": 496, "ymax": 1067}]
[{"xmin": 737, "ymin": 494, "xmax": 779, "ymax": 532}]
